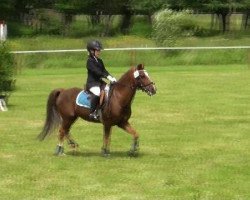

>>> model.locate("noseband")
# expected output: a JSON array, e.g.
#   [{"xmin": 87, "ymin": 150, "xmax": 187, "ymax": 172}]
[
  {"xmin": 134, "ymin": 70, "xmax": 155, "ymax": 94},
  {"xmin": 136, "ymin": 76, "xmax": 155, "ymax": 94}
]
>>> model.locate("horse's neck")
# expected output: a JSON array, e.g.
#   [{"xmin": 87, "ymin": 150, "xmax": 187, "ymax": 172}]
[
  {"xmin": 114, "ymin": 68, "xmax": 137, "ymax": 106},
  {"xmin": 117, "ymin": 67, "xmax": 136, "ymax": 86}
]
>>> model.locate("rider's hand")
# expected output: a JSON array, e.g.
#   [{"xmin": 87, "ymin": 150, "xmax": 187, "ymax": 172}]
[{"xmin": 107, "ymin": 75, "xmax": 117, "ymax": 83}]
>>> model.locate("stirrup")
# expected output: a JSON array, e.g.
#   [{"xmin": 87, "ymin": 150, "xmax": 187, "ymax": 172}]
[{"xmin": 89, "ymin": 111, "xmax": 99, "ymax": 120}]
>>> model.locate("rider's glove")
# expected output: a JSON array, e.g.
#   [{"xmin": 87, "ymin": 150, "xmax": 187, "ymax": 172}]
[{"xmin": 107, "ymin": 75, "xmax": 117, "ymax": 83}]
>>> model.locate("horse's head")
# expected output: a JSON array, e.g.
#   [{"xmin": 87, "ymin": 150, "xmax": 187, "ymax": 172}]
[{"xmin": 133, "ymin": 64, "xmax": 156, "ymax": 96}]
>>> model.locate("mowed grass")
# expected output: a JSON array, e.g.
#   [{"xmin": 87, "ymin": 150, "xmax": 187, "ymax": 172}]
[
  {"xmin": 0, "ymin": 65, "xmax": 250, "ymax": 199},
  {"xmin": 10, "ymin": 35, "xmax": 250, "ymax": 69}
]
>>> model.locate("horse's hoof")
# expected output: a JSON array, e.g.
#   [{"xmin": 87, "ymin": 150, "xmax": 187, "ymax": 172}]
[
  {"xmin": 55, "ymin": 145, "xmax": 65, "ymax": 156},
  {"xmin": 128, "ymin": 150, "xmax": 139, "ymax": 157},
  {"xmin": 101, "ymin": 148, "xmax": 110, "ymax": 157},
  {"xmin": 68, "ymin": 140, "xmax": 79, "ymax": 149},
  {"xmin": 103, "ymin": 153, "xmax": 111, "ymax": 158},
  {"xmin": 69, "ymin": 144, "xmax": 79, "ymax": 149},
  {"xmin": 129, "ymin": 140, "xmax": 139, "ymax": 157}
]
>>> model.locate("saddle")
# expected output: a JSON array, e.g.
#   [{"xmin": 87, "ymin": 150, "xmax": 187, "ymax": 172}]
[{"xmin": 76, "ymin": 84, "xmax": 110, "ymax": 109}]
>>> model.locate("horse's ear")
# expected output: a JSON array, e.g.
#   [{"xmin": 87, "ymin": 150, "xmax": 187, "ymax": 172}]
[{"xmin": 137, "ymin": 64, "xmax": 144, "ymax": 70}]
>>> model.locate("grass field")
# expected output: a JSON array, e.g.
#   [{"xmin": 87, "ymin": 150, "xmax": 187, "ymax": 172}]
[
  {"xmin": 9, "ymin": 35, "xmax": 250, "ymax": 69},
  {"xmin": 0, "ymin": 65, "xmax": 250, "ymax": 199}
]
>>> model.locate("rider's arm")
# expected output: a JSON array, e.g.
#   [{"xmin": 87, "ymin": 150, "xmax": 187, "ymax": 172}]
[
  {"xmin": 87, "ymin": 59, "xmax": 107, "ymax": 78},
  {"xmin": 99, "ymin": 59, "xmax": 117, "ymax": 82}
]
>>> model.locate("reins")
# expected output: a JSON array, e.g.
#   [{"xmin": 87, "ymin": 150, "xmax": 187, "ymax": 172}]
[
  {"xmin": 112, "ymin": 82, "xmax": 135, "ymax": 90},
  {"xmin": 111, "ymin": 79, "xmax": 155, "ymax": 92}
]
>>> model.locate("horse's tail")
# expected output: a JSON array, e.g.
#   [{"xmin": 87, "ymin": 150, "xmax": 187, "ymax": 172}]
[{"xmin": 37, "ymin": 89, "xmax": 63, "ymax": 141}]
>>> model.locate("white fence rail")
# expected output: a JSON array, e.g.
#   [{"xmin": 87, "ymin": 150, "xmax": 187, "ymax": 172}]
[{"xmin": 10, "ymin": 46, "xmax": 250, "ymax": 54}]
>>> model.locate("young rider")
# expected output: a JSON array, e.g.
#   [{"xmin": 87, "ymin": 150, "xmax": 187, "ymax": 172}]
[{"xmin": 85, "ymin": 40, "xmax": 116, "ymax": 120}]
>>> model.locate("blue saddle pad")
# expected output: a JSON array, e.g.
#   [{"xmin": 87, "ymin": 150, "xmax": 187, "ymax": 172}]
[{"xmin": 76, "ymin": 91, "xmax": 91, "ymax": 108}]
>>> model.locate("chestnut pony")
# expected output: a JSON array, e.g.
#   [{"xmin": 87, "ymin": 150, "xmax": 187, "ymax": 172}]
[{"xmin": 38, "ymin": 64, "xmax": 156, "ymax": 156}]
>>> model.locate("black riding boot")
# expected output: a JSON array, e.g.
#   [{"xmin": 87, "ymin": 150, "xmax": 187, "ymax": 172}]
[{"xmin": 89, "ymin": 95, "xmax": 100, "ymax": 120}]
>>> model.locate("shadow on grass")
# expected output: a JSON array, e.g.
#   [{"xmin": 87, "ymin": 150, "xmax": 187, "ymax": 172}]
[
  {"xmin": 4, "ymin": 104, "xmax": 18, "ymax": 109},
  {"xmin": 66, "ymin": 150, "xmax": 147, "ymax": 158}
]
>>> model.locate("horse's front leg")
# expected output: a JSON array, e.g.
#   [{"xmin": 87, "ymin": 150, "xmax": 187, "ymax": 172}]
[
  {"xmin": 65, "ymin": 134, "xmax": 79, "ymax": 151},
  {"xmin": 118, "ymin": 122, "xmax": 139, "ymax": 156},
  {"xmin": 102, "ymin": 125, "xmax": 112, "ymax": 157}
]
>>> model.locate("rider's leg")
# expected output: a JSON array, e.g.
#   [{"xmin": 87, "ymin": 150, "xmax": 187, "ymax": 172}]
[{"xmin": 89, "ymin": 86, "xmax": 100, "ymax": 120}]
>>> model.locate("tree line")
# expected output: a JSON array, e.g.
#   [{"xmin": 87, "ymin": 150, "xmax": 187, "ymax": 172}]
[{"xmin": 0, "ymin": 0, "xmax": 250, "ymax": 35}]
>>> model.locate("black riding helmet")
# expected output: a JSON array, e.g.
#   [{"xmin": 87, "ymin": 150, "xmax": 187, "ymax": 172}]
[{"xmin": 87, "ymin": 40, "xmax": 103, "ymax": 52}]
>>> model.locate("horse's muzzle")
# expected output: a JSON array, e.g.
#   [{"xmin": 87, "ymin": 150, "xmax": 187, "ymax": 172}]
[{"xmin": 144, "ymin": 82, "xmax": 156, "ymax": 96}]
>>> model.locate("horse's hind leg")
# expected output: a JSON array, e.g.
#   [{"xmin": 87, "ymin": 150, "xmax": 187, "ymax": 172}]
[
  {"xmin": 118, "ymin": 122, "xmax": 139, "ymax": 156},
  {"xmin": 55, "ymin": 117, "xmax": 77, "ymax": 156}
]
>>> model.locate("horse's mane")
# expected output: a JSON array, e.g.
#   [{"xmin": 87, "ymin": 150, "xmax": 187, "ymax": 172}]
[{"xmin": 117, "ymin": 67, "xmax": 136, "ymax": 84}]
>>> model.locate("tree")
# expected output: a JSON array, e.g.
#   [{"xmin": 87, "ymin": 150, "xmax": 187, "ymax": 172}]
[
  {"xmin": 54, "ymin": 0, "xmax": 118, "ymax": 36},
  {"xmin": 167, "ymin": 0, "xmax": 247, "ymax": 33},
  {"xmin": 242, "ymin": 0, "xmax": 250, "ymax": 29},
  {"xmin": 0, "ymin": 42, "xmax": 16, "ymax": 104},
  {"xmin": 153, "ymin": 9, "xmax": 197, "ymax": 46},
  {"xmin": 201, "ymin": 0, "xmax": 245, "ymax": 32},
  {"xmin": 131, "ymin": 0, "xmax": 167, "ymax": 23},
  {"xmin": 0, "ymin": 0, "xmax": 15, "ymax": 19},
  {"xmin": 53, "ymin": 0, "xmax": 82, "ymax": 35}
]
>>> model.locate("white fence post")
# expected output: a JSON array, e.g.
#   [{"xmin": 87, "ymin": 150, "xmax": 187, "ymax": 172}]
[
  {"xmin": 0, "ymin": 98, "xmax": 8, "ymax": 111},
  {"xmin": 0, "ymin": 20, "xmax": 7, "ymax": 41}
]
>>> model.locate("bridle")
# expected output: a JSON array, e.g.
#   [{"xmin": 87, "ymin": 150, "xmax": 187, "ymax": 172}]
[
  {"xmin": 134, "ymin": 70, "xmax": 155, "ymax": 95},
  {"xmin": 136, "ymin": 77, "xmax": 154, "ymax": 91},
  {"xmin": 110, "ymin": 69, "xmax": 155, "ymax": 95}
]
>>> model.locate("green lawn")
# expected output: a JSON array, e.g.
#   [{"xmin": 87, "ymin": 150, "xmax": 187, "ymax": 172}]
[
  {"xmin": 0, "ymin": 65, "xmax": 249, "ymax": 199},
  {"xmin": 9, "ymin": 35, "xmax": 250, "ymax": 69}
]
